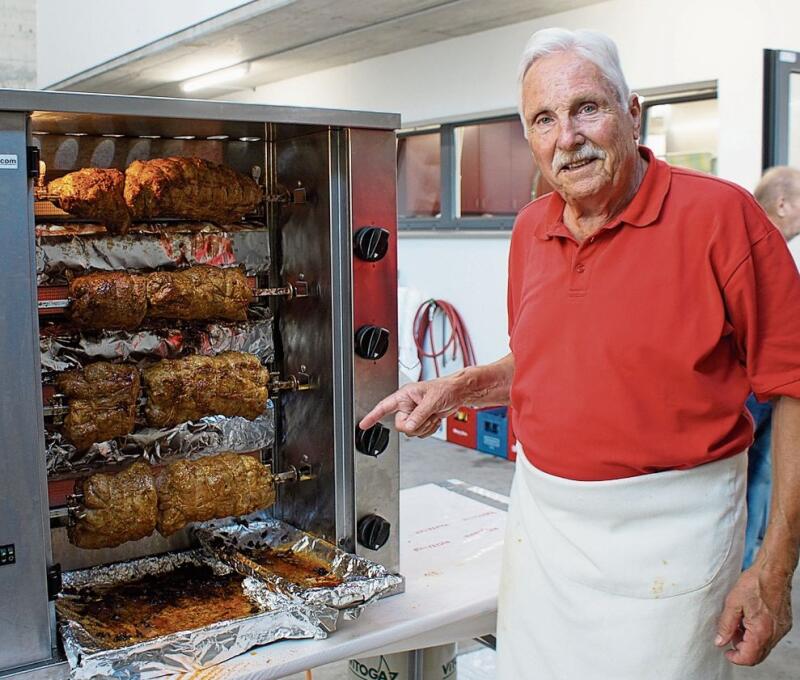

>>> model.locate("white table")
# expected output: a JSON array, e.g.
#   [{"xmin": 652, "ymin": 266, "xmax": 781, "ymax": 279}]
[{"xmin": 203, "ymin": 481, "xmax": 508, "ymax": 680}]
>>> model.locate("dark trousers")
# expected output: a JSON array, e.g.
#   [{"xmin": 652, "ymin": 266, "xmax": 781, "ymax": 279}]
[{"xmin": 743, "ymin": 394, "xmax": 773, "ymax": 569}]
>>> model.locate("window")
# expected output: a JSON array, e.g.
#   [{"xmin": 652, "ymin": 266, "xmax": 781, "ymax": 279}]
[
  {"xmin": 763, "ymin": 49, "xmax": 800, "ymax": 168},
  {"xmin": 791, "ymin": 71, "xmax": 800, "ymax": 166},
  {"xmin": 455, "ymin": 118, "xmax": 536, "ymax": 217},
  {"xmin": 641, "ymin": 84, "xmax": 719, "ymax": 175},
  {"xmin": 397, "ymin": 131, "xmax": 441, "ymax": 219},
  {"xmin": 397, "ymin": 114, "xmax": 537, "ymax": 231}
]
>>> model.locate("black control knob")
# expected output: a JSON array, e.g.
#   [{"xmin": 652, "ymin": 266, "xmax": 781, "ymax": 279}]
[
  {"xmin": 356, "ymin": 423, "xmax": 390, "ymax": 457},
  {"xmin": 355, "ymin": 325, "xmax": 390, "ymax": 360},
  {"xmin": 354, "ymin": 227, "xmax": 390, "ymax": 262},
  {"xmin": 357, "ymin": 514, "xmax": 391, "ymax": 551}
]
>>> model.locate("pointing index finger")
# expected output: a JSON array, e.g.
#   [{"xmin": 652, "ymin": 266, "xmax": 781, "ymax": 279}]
[{"xmin": 358, "ymin": 393, "xmax": 401, "ymax": 430}]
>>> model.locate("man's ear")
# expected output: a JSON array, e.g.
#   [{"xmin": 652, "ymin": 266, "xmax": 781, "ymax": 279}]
[
  {"xmin": 776, "ymin": 195, "xmax": 787, "ymax": 218},
  {"xmin": 629, "ymin": 94, "xmax": 642, "ymax": 141}
]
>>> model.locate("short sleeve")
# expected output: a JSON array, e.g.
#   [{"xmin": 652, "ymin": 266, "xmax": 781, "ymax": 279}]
[
  {"xmin": 507, "ymin": 213, "xmax": 528, "ymax": 339},
  {"xmin": 723, "ymin": 226, "xmax": 800, "ymax": 401},
  {"xmin": 507, "ymin": 240, "xmax": 516, "ymax": 339}
]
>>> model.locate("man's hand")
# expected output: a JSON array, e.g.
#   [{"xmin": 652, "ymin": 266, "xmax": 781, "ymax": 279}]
[
  {"xmin": 358, "ymin": 376, "xmax": 463, "ymax": 438},
  {"xmin": 715, "ymin": 562, "xmax": 793, "ymax": 665},
  {"xmin": 716, "ymin": 396, "xmax": 800, "ymax": 665},
  {"xmin": 358, "ymin": 354, "xmax": 514, "ymax": 438}
]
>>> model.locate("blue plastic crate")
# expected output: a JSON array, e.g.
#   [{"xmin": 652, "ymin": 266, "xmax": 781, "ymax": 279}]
[{"xmin": 477, "ymin": 407, "xmax": 508, "ymax": 457}]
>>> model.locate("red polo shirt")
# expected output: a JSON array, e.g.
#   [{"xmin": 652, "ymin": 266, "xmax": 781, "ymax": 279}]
[{"xmin": 508, "ymin": 146, "xmax": 800, "ymax": 481}]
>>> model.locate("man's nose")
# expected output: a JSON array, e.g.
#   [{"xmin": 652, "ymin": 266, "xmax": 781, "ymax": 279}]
[{"xmin": 556, "ymin": 116, "xmax": 585, "ymax": 150}]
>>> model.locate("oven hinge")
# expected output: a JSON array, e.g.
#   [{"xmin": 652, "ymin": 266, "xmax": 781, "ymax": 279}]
[
  {"xmin": 47, "ymin": 563, "xmax": 62, "ymax": 601},
  {"xmin": 27, "ymin": 145, "xmax": 40, "ymax": 179}
]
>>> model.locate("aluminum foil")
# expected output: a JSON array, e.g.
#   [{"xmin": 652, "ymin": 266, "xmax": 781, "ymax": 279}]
[
  {"xmin": 47, "ymin": 403, "xmax": 275, "ymax": 476},
  {"xmin": 36, "ymin": 222, "xmax": 271, "ymax": 284},
  {"xmin": 196, "ymin": 516, "xmax": 404, "ymax": 621},
  {"xmin": 58, "ymin": 549, "xmax": 337, "ymax": 679},
  {"xmin": 40, "ymin": 318, "xmax": 274, "ymax": 373}
]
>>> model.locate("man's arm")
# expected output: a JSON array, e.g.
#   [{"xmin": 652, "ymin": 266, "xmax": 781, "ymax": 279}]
[
  {"xmin": 716, "ymin": 395, "xmax": 800, "ymax": 665},
  {"xmin": 358, "ymin": 353, "xmax": 515, "ymax": 437}
]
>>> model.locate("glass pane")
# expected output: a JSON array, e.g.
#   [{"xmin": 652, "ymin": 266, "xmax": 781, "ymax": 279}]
[
  {"xmin": 789, "ymin": 72, "xmax": 800, "ymax": 167},
  {"xmin": 455, "ymin": 118, "xmax": 536, "ymax": 217},
  {"xmin": 644, "ymin": 98, "xmax": 719, "ymax": 174},
  {"xmin": 397, "ymin": 132, "xmax": 441, "ymax": 219}
]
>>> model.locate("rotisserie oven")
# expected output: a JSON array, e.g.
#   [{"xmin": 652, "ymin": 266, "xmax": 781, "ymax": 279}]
[{"xmin": 0, "ymin": 90, "xmax": 401, "ymax": 678}]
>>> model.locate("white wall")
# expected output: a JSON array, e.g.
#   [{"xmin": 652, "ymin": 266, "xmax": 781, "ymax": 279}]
[
  {"xmin": 0, "ymin": 0, "xmax": 36, "ymax": 88},
  {"xmin": 36, "ymin": 0, "xmax": 252, "ymax": 88},
  {"xmin": 398, "ymin": 236, "xmax": 512, "ymax": 366},
  {"xmin": 225, "ymin": 0, "xmax": 800, "ymax": 190},
  {"xmin": 221, "ymin": 0, "xmax": 800, "ymax": 364}
]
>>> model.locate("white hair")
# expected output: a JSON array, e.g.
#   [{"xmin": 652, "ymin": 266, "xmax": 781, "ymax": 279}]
[{"xmin": 517, "ymin": 28, "xmax": 631, "ymax": 134}]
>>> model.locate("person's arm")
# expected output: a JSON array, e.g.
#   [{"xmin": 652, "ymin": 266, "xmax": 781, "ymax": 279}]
[
  {"xmin": 716, "ymin": 395, "xmax": 800, "ymax": 665},
  {"xmin": 358, "ymin": 352, "xmax": 515, "ymax": 437}
]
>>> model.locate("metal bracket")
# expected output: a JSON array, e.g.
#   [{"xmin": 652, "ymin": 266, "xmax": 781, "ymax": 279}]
[
  {"xmin": 252, "ymin": 279, "xmax": 310, "ymax": 300},
  {"xmin": 269, "ymin": 370, "xmax": 315, "ymax": 394},
  {"xmin": 265, "ymin": 181, "xmax": 309, "ymax": 206},
  {"xmin": 65, "ymin": 492, "xmax": 86, "ymax": 527},
  {"xmin": 26, "ymin": 146, "xmax": 40, "ymax": 179},
  {"xmin": 47, "ymin": 563, "xmax": 62, "ymax": 601},
  {"xmin": 272, "ymin": 463, "xmax": 314, "ymax": 486}
]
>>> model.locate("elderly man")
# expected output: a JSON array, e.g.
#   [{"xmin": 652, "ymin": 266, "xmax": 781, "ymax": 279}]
[
  {"xmin": 360, "ymin": 28, "xmax": 800, "ymax": 678},
  {"xmin": 755, "ymin": 165, "xmax": 800, "ymax": 268},
  {"xmin": 741, "ymin": 166, "xmax": 800, "ymax": 570}
]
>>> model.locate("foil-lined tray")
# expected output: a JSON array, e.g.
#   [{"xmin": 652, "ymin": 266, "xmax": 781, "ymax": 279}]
[
  {"xmin": 47, "ymin": 404, "xmax": 275, "ymax": 476},
  {"xmin": 40, "ymin": 317, "xmax": 274, "ymax": 373},
  {"xmin": 196, "ymin": 516, "xmax": 404, "ymax": 621},
  {"xmin": 36, "ymin": 222, "xmax": 271, "ymax": 284},
  {"xmin": 58, "ymin": 549, "xmax": 337, "ymax": 679}
]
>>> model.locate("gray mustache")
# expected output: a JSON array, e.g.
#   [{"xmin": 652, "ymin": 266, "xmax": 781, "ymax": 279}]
[{"xmin": 552, "ymin": 143, "xmax": 607, "ymax": 173}]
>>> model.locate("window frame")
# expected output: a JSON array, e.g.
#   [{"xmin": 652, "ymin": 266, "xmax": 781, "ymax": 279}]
[
  {"xmin": 639, "ymin": 82, "xmax": 719, "ymax": 172},
  {"xmin": 762, "ymin": 49, "xmax": 800, "ymax": 169},
  {"xmin": 397, "ymin": 87, "xmax": 719, "ymax": 233},
  {"xmin": 398, "ymin": 113, "xmax": 528, "ymax": 232}
]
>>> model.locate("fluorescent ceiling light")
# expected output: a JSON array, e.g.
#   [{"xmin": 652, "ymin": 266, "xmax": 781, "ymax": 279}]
[{"xmin": 181, "ymin": 63, "xmax": 250, "ymax": 93}]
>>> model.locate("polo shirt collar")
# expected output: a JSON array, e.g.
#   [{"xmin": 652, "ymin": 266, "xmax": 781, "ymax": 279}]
[{"xmin": 535, "ymin": 145, "xmax": 672, "ymax": 240}]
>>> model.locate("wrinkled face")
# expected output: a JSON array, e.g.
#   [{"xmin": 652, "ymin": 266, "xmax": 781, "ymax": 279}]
[
  {"xmin": 780, "ymin": 192, "xmax": 800, "ymax": 239},
  {"xmin": 521, "ymin": 52, "xmax": 642, "ymax": 205}
]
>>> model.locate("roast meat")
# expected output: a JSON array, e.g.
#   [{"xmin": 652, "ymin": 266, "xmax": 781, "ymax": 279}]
[
  {"xmin": 68, "ymin": 271, "xmax": 148, "ymax": 330},
  {"xmin": 124, "ymin": 157, "xmax": 261, "ymax": 224},
  {"xmin": 57, "ymin": 362, "xmax": 141, "ymax": 451},
  {"xmin": 68, "ymin": 461, "xmax": 157, "ymax": 549},
  {"xmin": 142, "ymin": 352, "xmax": 269, "ymax": 428},
  {"xmin": 156, "ymin": 453, "xmax": 276, "ymax": 536},
  {"xmin": 67, "ymin": 266, "xmax": 250, "ymax": 329},
  {"xmin": 146, "ymin": 265, "xmax": 252, "ymax": 322},
  {"xmin": 48, "ymin": 168, "xmax": 131, "ymax": 234}
]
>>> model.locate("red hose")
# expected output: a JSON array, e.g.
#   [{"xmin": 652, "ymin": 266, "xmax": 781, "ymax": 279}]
[{"xmin": 412, "ymin": 299, "xmax": 476, "ymax": 379}]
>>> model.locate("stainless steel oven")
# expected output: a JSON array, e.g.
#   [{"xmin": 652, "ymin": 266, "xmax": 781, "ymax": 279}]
[{"xmin": 0, "ymin": 90, "xmax": 400, "ymax": 676}]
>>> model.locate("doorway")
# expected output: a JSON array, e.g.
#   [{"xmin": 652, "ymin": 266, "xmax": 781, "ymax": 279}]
[{"xmin": 763, "ymin": 49, "xmax": 800, "ymax": 168}]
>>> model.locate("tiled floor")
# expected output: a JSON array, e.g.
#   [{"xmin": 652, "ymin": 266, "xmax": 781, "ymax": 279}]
[{"xmin": 283, "ymin": 436, "xmax": 800, "ymax": 679}]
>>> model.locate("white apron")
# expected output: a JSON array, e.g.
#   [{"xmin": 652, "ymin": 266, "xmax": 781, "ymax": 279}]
[{"xmin": 496, "ymin": 449, "xmax": 746, "ymax": 680}]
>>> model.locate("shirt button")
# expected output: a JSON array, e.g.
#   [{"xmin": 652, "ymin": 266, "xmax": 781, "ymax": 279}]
[{"xmin": 575, "ymin": 263, "xmax": 586, "ymax": 273}]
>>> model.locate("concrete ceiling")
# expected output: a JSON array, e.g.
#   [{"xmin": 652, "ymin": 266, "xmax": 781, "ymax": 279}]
[{"xmin": 47, "ymin": 0, "xmax": 604, "ymax": 98}]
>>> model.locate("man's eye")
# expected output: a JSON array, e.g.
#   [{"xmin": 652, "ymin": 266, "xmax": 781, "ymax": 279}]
[
  {"xmin": 534, "ymin": 115, "xmax": 553, "ymax": 126},
  {"xmin": 579, "ymin": 103, "xmax": 598, "ymax": 114}
]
